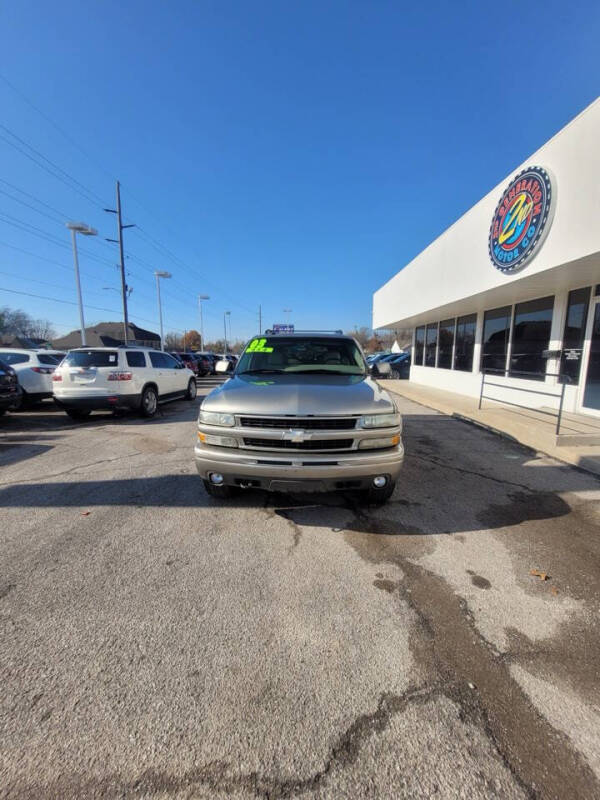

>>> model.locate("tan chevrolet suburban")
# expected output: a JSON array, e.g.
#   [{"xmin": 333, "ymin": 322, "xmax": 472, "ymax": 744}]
[{"xmin": 194, "ymin": 331, "xmax": 403, "ymax": 503}]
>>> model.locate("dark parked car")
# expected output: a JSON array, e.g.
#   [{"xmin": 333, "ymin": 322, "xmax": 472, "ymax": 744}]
[
  {"xmin": 0, "ymin": 358, "xmax": 22, "ymax": 415},
  {"xmin": 170, "ymin": 352, "xmax": 202, "ymax": 375},
  {"xmin": 193, "ymin": 352, "xmax": 218, "ymax": 374},
  {"xmin": 381, "ymin": 352, "xmax": 411, "ymax": 379}
]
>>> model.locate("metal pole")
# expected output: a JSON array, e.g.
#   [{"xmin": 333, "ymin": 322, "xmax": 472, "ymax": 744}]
[
  {"xmin": 199, "ymin": 297, "xmax": 204, "ymax": 349},
  {"xmin": 556, "ymin": 380, "xmax": 567, "ymax": 436},
  {"xmin": 223, "ymin": 313, "xmax": 228, "ymax": 354},
  {"xmin": 115, "ymin": 181, "xmax": 129, "ymax": 344},
  {"xmin": 70, "ymin": 229, "xmax": 86, "ymax": 346},
  {"xmin": 478, "ymin": 370, "xmax": 485, "ymax": 410},
  {"xmin": 258, "ymin": 304, "xmax": 262, "ymax": 335},
  {"xmin": 156, "ymin": 274, "xmax": 164, "ymax": 351}
]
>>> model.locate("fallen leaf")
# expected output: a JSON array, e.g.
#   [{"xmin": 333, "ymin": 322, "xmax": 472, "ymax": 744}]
[
  {"xmin": 81, "ymin": 511, "xmax": 91, "ymax": 516},
  {"xmin": 529, "ymin": 569, "xmax": 549, "ymax": 581},
  {"xmin": 551, "ymin": 586, "xmax": 559, "ymax": 596}
]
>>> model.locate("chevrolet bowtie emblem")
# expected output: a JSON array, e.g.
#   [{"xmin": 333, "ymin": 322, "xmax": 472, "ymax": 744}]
[{"xmin": 283, "ymin": 429, "xmax": 307, "ymax": 443}]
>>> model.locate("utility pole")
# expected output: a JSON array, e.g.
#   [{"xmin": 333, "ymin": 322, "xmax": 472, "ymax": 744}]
[{"xmin": 105, "ymin": 181, "xmax": 135, "ymax": 344}]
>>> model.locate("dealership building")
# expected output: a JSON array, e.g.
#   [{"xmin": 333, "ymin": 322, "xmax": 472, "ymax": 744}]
[{"xmin": 373, "ymin": 98, "xmax": 600, "ymax": 419}]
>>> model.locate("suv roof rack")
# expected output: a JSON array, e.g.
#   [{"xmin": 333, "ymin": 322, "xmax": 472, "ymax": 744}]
[{"xmin": 264, "ymin": 329, "xmax": 344, "ymax": 335}]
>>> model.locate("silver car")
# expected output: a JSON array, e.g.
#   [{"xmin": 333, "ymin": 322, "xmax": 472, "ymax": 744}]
[{"xmin": 195, "ymin": 332, "xmax": 403, "ymax": 503}]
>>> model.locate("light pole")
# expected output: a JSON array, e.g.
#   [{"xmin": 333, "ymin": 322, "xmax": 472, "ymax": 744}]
[
  {"xmin": 283, "ymin": 308, "xmax": 292, "ymax": 327},
  {"xmin": 66, "ymin": 222, "xmax": 97, "ymax": 346},
  {"xmin": 198, "ymin": 294, "xmax": 210, "ymax": 349},
  {"xmin": 224, "ymin": 310, "xmax": 230, "ymax": 354},
  {"xmin": 154, "ymin": 271, "xmax": 171, "ymax": 350}
]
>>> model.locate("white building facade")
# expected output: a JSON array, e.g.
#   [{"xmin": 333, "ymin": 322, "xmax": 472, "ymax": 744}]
[{"xmin": 373, "ymin": 98, "xmax": 600, "ymax": 417}]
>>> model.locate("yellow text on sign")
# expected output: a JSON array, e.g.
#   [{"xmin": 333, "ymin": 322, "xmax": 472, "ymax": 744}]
[{"xmin": 247, "ymin": 338, "xmax": 273, "ymax": 353}]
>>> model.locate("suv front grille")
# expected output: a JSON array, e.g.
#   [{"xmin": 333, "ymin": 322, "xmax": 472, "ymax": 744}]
[
  {"xmin": 240, "ymin": 417, "xmax": 356, "ymax": 430},
  {"xmin": 243, "ymin": 437, "xmax": 353, "ymax": 451}
]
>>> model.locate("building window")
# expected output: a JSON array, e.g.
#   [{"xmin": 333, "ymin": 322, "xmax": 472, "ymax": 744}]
[
  {"xmin": 414, "ymin": 326, "xmax": 425, "ymax": 365},
  {"xmin": 438, "ymin": 319, "xmax": 455, "ymax": 369},
  {"xmin": 481, "ymin": 306, "xmax": 511, "ymax": 375},
  {"xmin": 453, "ymin": 314, "xmax": 476, "ymax": 372},
  {"xmin": 560, "ymin": 287, "xmax": 591, "ymax": 384},
  {"xmin": 509, "ymin": 296, "xmax": 554, "ymax": 380},
  {"xmin": 425, "ymin": 323, "xmax": 438, "ymax": 366}
]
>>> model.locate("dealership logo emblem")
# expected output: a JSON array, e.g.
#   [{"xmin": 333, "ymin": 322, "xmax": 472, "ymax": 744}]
[{"xmin": 489, "ymin": 166, "xmax": 555, "ymax": 273}]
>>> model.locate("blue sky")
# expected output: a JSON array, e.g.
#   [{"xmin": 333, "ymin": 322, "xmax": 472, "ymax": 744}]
[{"xmin": 1, "ymin": 0, "xmax": 599, "ymax": 342}]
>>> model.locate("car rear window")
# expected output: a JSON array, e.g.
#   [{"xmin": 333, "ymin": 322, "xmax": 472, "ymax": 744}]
[
  {"xmin": 64, "ymin": 351, "xmax": 119, "ymax": 367},
  {"xmin": 37, "ymin": 354, "xmax": 60, "ymax": 365},
  {"xmin": 0, "ymin": 352, "xmax": 30, "ymax": 365},
  {"xmin": 126, "ymin": 351, "xmax": 146, "ymax": 367}
]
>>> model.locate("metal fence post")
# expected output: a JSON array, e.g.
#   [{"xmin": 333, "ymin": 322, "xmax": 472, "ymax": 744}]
[
  {"xmin": 478, "ymin": 371, "xmax": 485, "ymax": 410},
  {"xmin": 556, "ymin": 380, "xmax": 567, "ymax": 436}
]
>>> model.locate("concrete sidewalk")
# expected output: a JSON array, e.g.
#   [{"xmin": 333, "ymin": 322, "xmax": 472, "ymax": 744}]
[{"xmin": 386, "ymin": 379, "xmax": 600, "ymax": 477}]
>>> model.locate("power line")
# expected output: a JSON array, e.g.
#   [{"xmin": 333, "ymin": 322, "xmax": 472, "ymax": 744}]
[
  {"xmin": 0, "ymin": 73, "xmax": 116, "ymax": 184},
  {"xmin": 0, "ymin": 177, "xmax": 70, "ymax": 220},
  {"xmin": 0, "ymin": 286, "xmax": 190, "ymax": 335},
  {"xmin": 0, "ymin": 186, "xmax": 65, "ymax": 225},
  {"xmin": 0, "ymin": 123, "xmax": 109, "ymax": 208}
]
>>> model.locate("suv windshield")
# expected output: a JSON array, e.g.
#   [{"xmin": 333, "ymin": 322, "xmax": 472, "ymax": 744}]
[
  {"xmin": 237, "ymin": 336, "xmax": 366, "ymax": 375},
  {"xmin": 64, "ymin": 351, "xmax": 119, "ymax": 367}
]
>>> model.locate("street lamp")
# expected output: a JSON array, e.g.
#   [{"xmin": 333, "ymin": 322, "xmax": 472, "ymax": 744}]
[
  {"xmin": 198, "ymin": 294, "xmax": 210, "ymax": 350},
  {"xmin": 154, "ymin": 271, "xmax": 172, "ymax": 350},
  {"xmin": 224, "ymin": 310, "xmax": 231, "ymax": 354},
  {"xmin": 66, "ymin": 221, "xmax": 97, "ymax": 346}
]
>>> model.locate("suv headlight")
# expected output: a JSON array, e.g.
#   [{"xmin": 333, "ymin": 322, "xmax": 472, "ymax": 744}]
[
  {"xmin": 199, "ymin": 410, "xmax": 235, "ymax": 427},
  {"xmin": 359, "ymin": 412, "xmax": 401, "ymax": 429}
]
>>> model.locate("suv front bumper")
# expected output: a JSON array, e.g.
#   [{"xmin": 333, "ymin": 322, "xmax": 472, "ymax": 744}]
[{"xmin": 194, "ymin": 440, "xmax": 404, "ymax": 492}]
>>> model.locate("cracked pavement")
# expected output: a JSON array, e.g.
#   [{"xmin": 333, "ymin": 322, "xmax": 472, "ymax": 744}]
[{"xmin": 1, "ymin": 393, "xmax": 599, "ymax": 799}]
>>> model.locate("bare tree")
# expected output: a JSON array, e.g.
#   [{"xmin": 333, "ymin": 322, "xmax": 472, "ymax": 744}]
[
  {"xmin": 0, "ymin": 306, "xmax": 32, "ymax": 336},
  {"xmin": 345, "ymin": 326, "xmax": 371, "ymax": 349},
  {"xmin": 26, "ymin": 319, "xmax": 56, "ymax": 341},
  {"xmin": 164, "ymin": 332, "xmax": 183, "ymax": 351}
]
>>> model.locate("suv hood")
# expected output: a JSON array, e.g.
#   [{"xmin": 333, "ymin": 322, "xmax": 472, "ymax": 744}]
[{"xmin": 202, "ymin": 374, "xmax": 395, "ymax": 417}]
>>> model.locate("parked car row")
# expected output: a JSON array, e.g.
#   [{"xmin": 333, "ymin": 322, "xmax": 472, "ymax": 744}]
[
  {"xmin": 366, "ymin": 350, "xmax": 411, "ymax": 379},
  {"xmin": 0, "ymin": 348, "xmax": 66, "ymax": 408},
  {"xmin": 0, "ymin": 346, "xmax": 198, "ymax": 420}
]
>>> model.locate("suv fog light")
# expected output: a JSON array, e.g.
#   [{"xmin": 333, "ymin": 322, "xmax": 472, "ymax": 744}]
[
  {"xmin": 358, "ymin": 434, "xmax": 399, "ymax": 450},
  {"xmin": 373, "ymin": 476, "xmax": 387, "ymax": 488},
  {"xmin": 197, "ymin": 432, "xmax": 238, "ymax": 448},
  {"xmin": 210, "ymin": 472, "xmax": 224, "ymax": 485}
]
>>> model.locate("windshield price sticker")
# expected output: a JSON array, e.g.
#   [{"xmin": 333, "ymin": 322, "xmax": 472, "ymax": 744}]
[{"xmin": 247, "ymin": 338, "xmax": 273, "ymax": 353}]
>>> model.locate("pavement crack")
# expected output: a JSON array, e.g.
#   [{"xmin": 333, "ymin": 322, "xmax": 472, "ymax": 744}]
[{"xmin": 408, "ymin": 450, "xmax": 537, "ymax": 492}]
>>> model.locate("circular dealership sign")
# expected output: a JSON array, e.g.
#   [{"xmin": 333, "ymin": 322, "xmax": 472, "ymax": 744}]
[{"xmin": 488, "ymin": 166, "xmax": 555, "ymax": 273}]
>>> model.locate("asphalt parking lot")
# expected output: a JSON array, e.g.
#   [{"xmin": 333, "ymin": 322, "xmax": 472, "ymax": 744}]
[{"xmin": 1, "ymin": 385, "xmax": 599, "ymax": 799}]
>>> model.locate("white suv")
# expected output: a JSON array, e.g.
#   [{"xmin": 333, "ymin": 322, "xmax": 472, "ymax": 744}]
[
  {"xmin": 0, "ymin": 348, "xmax": 65, "ymax": 407},
  {"xmin": 52, "ymin": 347, "xmax": 197, "ymax": 420}
]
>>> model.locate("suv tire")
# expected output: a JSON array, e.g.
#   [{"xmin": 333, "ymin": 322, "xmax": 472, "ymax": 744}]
[
  {"xmin": 65, "ymin": 408, "xmax": 91, "ymax": 421},
  {"xmin": 362, "ymin": 480, "xmax": 396, "ymax": 505},
  {"xmin": 186, "ymin": 378, "xmax": 197, "ymax": 400},
  {"xmin": 140, "ymin": 385, "xmax": 158, "ymax": 418},
  {"xmin": 203, "ymin": 479, "xmax": 235, "ymax": 499}
]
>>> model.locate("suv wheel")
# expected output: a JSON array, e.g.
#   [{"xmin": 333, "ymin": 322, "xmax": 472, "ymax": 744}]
[
  {"xmin": 202, "ymin": 479, "xmax": 235, "ymax": 499},
  {"xmin": 186, "ymin": 378, "xmax": 197, "ymax": 400},
  {"xmin": 65, "ymin": 408, "xmax": 91, "ymax": 421},
  {"xmin": 362, "ymin": 480, "xmax": 396, "ymax": 505},
  {"xmin": 140, "ymin": 386, "xmax": 158, "ymax": 418}
]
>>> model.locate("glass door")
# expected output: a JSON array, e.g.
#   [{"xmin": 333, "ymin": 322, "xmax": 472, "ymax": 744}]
[{"xmin": 581, "ymin": 297, "xmax": 600, "ymax": 415}]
